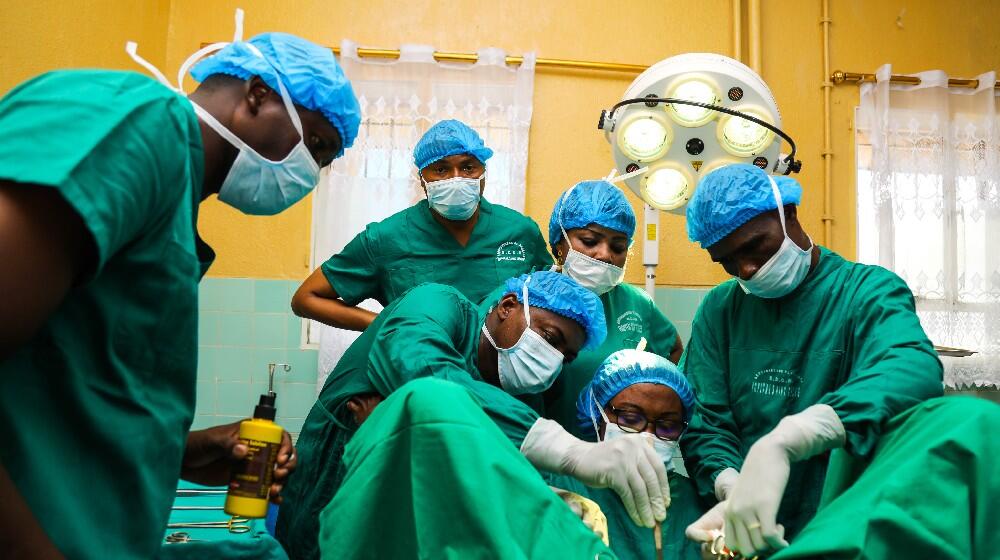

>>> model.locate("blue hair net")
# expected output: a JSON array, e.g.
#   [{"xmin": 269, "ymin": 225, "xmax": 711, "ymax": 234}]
[
  {"xmin": 413, "ymin": 120, "xmax": 494, "ymax": 171},
  {"xmin": 190, "ymin": 32, "xmax": 361, "ymax": 157},
  {"xmin": 548, "ymin": 181, "xmax": 636, "ymax": 252},
  {"xmin": 576, "ymin": 349, "xmax": 696, "ymax": 438},
  {"xmin": 686, "ymin": 164, "xmax": 803, "ymax": 249},
  {"xmin": 500, "ymin": 272, "xmax": 606, "ymax": 350}
]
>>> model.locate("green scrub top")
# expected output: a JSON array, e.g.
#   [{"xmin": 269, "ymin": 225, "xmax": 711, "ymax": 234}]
[
  {"xmin": 680, "ymin": 247, "xmax": 943, "ymax": 539},
  {"xmin": 277, "ymin": 283, "xmax": 541, "ymax": 560},
  {"xmin": 320, "ymin": 198, "xmax": 553, "ymax": 306},
  {"xmin": 0, "ymin": 70, "xmax": 209, "ymax": 559},
  {"xmin": 320, "ymin": 377, "xmax": 616, "ymax": 559},
  {"xmin": 543, "ymin": 282, "xmax": 679, "ymax": 437},
  {"xmin": 771, "ymin": 397, "xmax": 1000, "ymax": 560}
]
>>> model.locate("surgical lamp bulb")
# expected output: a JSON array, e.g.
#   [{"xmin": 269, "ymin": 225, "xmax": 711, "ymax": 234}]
[
  {"xmin": 718, "ymin": 109, "xmax": 774, "ymax": 157},
  {"xmin": 643, "ymin": 168, "xmax": 690, "ymax": 210},
  {"xmin": 620, "ymin": 117, "xmax": 671, "ymax": 161},
  {"xmin": 667, "ymin": 79, "xmax": 719, "ymax": 127}
]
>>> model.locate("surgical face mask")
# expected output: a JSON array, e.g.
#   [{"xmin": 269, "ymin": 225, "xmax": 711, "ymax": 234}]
[
  {"xmin": 736, "ymin": 177, "xmax": 814, "ymax": 299},
  {"xmin": 422, "ymin": 173, "xmax": 483, "ymax": 221},
  {"xmin": 127, "ymin": 23, "xmax": 320, "ymax": 216},
  {"xmin": 556, "ymin": 187, "xmax": 626, "ymax": 295},
  {"xmin": 591, "ymin": 394, "xmax": 677, "ymax": 468},
  {"xmin": 481, "ymin": 277, "xmax": 564, "ymax": 395}
]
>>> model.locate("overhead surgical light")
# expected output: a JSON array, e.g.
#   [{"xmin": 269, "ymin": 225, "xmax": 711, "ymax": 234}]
[
  {"xmin": 641, "ymin": 164, "xmax": 693, "ymax": 211},
  {"xmin": 666, "ymin": 78, "xmax": 720, "ymax": 128},
  {"xmin": 617, "ymin": 113, "xmax": 672, "ymax": 162},
  {"xmin": 598, "ymin": 53, "xmax": 801, "ymax": 214},
  {"xmin": 718, "ymin": 107, "xmax": 774, "ymax": 157}
]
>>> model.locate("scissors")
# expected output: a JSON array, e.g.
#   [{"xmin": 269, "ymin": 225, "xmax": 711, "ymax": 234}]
[{"xmin": 166, "ymin": 516, "xmax": 252, "ymax": 534}]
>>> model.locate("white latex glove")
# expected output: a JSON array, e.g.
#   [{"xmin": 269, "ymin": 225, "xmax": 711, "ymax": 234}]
[
  {"xmin": 724, "ymin": 404, "xmax": 846, "ymax": 556},
  {"xmin": 713, "ymin": 467, "xmax": 739, "ymax": 501},
  {"xmin": 684, "ymin": 499, "xmax": 726, "ymax": 544},
  {"xmin": 521, "ymin": 418, "xmax": 669, "ymax": 528}
]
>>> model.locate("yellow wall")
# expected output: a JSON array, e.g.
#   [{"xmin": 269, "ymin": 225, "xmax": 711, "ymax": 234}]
[
  {"xmin": 0, "ymin": 0, "xmax": 171, "ymax": 93},
  {"xmin": 4, "ymin": 1, "xmax": 1000, "ymax": 285}
]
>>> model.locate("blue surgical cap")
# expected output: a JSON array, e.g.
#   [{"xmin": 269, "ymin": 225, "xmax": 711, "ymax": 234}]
[
  {"xmin": 413, "ymin": 120, "xmax": 494, "ymax": 171},
  {"xmin": 501, "ymin": 272, "xmax": 606, "ymax": 350},
  {"xmin": 548, "ymin": 181, "xmax": 636, "ymax": 252},
  {"xmin": 576, "ymin": 349, "xmax": 696, "ymax": 438},
  {"xmin": 686, "ymin": 164, "xmax": 803, "ymax": 249},
  {"xmin": 190, "ymin": 32, "xmax": 361, "ymax": 157}
]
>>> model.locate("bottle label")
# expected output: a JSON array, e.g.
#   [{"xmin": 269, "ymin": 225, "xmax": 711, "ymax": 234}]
[{"xmin": 229, "ymin": 437, "xmax": 279, "ymax": 500}]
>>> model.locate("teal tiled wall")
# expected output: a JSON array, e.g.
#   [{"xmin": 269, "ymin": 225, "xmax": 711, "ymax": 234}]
[
  {"xmin": 194, "ymin": 278, "xmax": 318, "ymax": 439},
  {"xmin": 653, "ymin": 286, "xmax": 711, "ymax": 345},
  {"xmin": 193, "ymin": 278, "xmax": 711, "ymax": 437}
]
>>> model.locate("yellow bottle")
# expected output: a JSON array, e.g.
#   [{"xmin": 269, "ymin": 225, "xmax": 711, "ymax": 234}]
[{"xmin": 224, "ymin": 364, "xmax": 285, "ymax": 518}]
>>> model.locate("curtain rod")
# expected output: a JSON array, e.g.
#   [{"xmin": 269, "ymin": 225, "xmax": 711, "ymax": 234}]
[
  {"xmin": 831, "ymin": 70, "xmax": 1000, "ymax": 90},
  {"xmin": 329, "ymin": 46, "xmax": 648, "ymax": 74},
  {"xmin": 199, "ymin": 42, "xmax": 648, "ymax": 73}
]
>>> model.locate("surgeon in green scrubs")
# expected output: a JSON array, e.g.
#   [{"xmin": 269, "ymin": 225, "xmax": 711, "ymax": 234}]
[
  {"xmin": 278, "ymin": 272, "xmax": 673, "ymax": 560},
  {"xmin": 0, "ymin": 31, "xmax": 360, "ymax": 559},
  {"xmin": 549, "ymin": 349, "xmax": 704, "ymax": 560},
  {"xmin": 542, "ymin": 180, "xmax": 683, "ymax": 436},
  {"xmin": 679, "ymin": 164, "xmax": 943, "ymax": 557},
  {"xmin": 319, "ymin": 377, "xmax": 617, "ymax": 560},
  {"xmin": 292, "ymin": 119, "xmax": 552, "ymax": 331}
]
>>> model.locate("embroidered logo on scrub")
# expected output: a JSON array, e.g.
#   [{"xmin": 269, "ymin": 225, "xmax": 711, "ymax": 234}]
[
  {"xmin": 751, "ymin": 368, "xmax": 802, "ymax": 398},
  {"xmin": 496, "ymin": 241, "xmax": 527, "ymax": 262},
  {"xmin": 617, "ymin": 310, "xmax": 643, "ymax": 334}
]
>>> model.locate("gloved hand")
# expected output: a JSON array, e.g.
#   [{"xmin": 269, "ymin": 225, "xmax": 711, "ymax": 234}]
[
  {"xmin": 521, "ymin": 418, "xmax": 669, "ymax": 528},
  {"xmin": 550, "ymin": 486, "xmax": 610, "ymax": 546},
  {"xmin": 713, "ymin": 467, "xmax": 739, "ymax": 501},
  {"xmin": 724, "ymin": 404, "xmax": 845, "ymax": 556},
  {"xmin": 684, "ymin": 499, "xmax": 726, "ymax": 544}
]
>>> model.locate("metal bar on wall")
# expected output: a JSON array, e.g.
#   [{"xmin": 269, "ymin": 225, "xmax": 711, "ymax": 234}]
[{"xmin": 832, "ymin": 70, "xmax": 1000, "ymax": 90}]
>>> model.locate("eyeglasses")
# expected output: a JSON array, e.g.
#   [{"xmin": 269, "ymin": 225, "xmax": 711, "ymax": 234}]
[{"xmin": 609, "ymin": 406, "xmax": 687, "ymax": 441}]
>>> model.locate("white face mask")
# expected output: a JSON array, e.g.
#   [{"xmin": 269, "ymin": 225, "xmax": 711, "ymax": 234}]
[
  {"xmin": 422, "ymin": 173, "xmax": 483, "ymax": 221},
  {"xmin": 126, "ymin": 17, "xmax": 320, "ymax": 217},
  {"xmin": 557, "ymin": 187, "xmax": 626, "ymax": 295},
  {"xmin": 591, "ymin": 394, "xmax": 677, "ymax": 468},
  {"xmin": 737, "ymin": 177, "xmax": 814, "ymax": 299},
  {"xmin": 481, "ymin": 277, "xmax": 565, "ymax": 395}
]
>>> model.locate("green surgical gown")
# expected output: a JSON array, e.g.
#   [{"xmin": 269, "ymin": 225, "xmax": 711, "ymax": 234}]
[
  {"xmin": 0, "ymin": 70, "xmax": 209, "ymax": 558},
  {"xmin": 680, "ymin": 247, "xmax": 943, "ymax": 539},
  {"xmin": 277, "ymin": 283, "xmax": 541, "ymax": 559},
  {"xmin": 772, "ymin": 396, "xmax": 1000, "ymax": 559},
  {"xmin": 320, "ymin": 198, "xmax": 552, "ymax": 306},
  {"xmin": 319, "ymin": 377, "xmax": 616, "ymax": 559},
  {"xmin": 543, "ymin": 282, "xmax": 679, "ymax": 437}
]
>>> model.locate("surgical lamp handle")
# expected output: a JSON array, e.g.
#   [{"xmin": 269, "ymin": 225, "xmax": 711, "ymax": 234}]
[{"xmin": 605, "ymin": 97, "xmax": 800, "ymax": 174}]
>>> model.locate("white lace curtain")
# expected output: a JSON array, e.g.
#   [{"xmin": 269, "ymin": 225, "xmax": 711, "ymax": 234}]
[
  {"xmin": 857, "ymin": 64, "xmax": 1000, "ymax": 388},
  {"xmin": 311, "ymin": 41, "xmax": 536, "ymax": 391}
]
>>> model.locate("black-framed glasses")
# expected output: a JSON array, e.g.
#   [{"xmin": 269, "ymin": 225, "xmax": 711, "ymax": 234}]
[{"xmin": 609, "ymin": 406, "xmax": 687, "ymax": 441}]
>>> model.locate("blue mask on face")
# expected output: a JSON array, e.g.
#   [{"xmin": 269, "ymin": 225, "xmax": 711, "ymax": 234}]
[
  {"xmin": 422, "ymin": 173, "xmax": 483, "ymax": 221},
  {"xmin": 737, "ymin": 177, "xmax": 813, "ymax": 298}
]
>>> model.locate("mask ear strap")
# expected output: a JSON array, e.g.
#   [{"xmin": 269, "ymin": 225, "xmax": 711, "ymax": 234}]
[
  {"xmin": 521, "ymin": 276, "xmax": 532, "ymax": 326},
  {"xmin": 588, "ymin": 389, "xmax": 604, "ymax": 440},
  {"xmin": 557, "ymin": 186, "xmax": 575, "ymax": 244},
  {"xmin": 768, "ymin": 177, "xmax": 789, "ymax": 236},
  {"xmin": 606, "ymin": 165, "xmax": 649, "ymax": 184},
  {"xmin": 125, "ymin": 42, "xmax": 174, "ymax": 90},
  {"xmin": 175, "ymin": 9, "xmax": 245, "ymax": 91}
]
